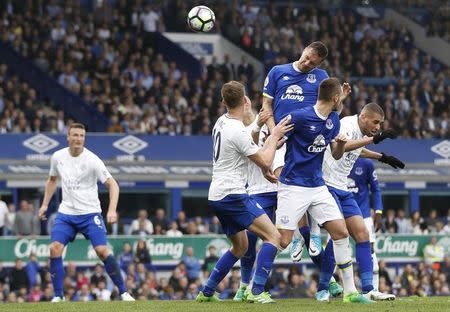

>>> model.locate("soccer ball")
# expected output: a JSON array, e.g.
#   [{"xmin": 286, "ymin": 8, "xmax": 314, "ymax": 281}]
[{"xmin": 187, "ymin": 5, "xmax": 215, "ymax": 32}]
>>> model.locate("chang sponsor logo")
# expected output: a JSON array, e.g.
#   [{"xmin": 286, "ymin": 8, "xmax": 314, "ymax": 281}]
[
  {"xmin": 375, "ymin": 235, "xmax": 418, "ymax": 257},
  {"xmin": 308, "ymin": 134, "xmax": 327, "ymax": 153},
  {"xmin": 281, "ymin": 85, "xmax": 304, "ymax": 101},
  {"xmin": 14, "ymin": 238, "xmax": 67, "ymax": 258}
]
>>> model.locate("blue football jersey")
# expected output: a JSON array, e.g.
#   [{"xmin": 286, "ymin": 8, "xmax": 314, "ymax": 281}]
[
  {"xmin": 280, "ymin": 105, "xmax": 340, "ymax": 187},
  {"xmin": 348, "ymin": 158, "xmax": 383, "ymax": 218},
  {"xmin": 263, "ymin": 63, "xmax": 329, "ymax": 123}
]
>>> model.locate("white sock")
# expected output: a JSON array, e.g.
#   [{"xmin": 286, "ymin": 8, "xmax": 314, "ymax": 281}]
[
  {"xmin": 372, "ymin": 252, "xmax": 379, "ymax": 291},
  {"xmin": 333, "ymin": 237, "xmax": 357, "ymax": 294},
  {"xmin": 310, "ymin": 216, "xmax": 321, "ymax": 236}
]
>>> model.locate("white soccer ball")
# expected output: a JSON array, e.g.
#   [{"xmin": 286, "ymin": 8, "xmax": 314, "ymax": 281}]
[{"xmin": 187, "ymin": 5, "xmax": 215, "ymax": 32}]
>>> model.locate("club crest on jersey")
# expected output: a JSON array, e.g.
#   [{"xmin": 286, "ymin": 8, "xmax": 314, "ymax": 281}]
[
  {"xmin": 306, "ymin": 74, "xmax": 316, "ymax": 83},
  {"xmin": 355, "ymin": 167, "xmax": 363, "ymax": 175},
  {"xmin": 281, "ymin": 84, "xmax": 304, "ymax": 101},
  {"xmin": 308, "ymin": 134, "xmax": 326, "ymax": 153},
  {"xmin": 326, "ymin": 119, "xmax": 334, "ymax": 129}
]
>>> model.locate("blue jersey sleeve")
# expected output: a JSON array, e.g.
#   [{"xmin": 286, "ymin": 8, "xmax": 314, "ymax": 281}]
[
  {"xmin": 263, "ymin": 66, "xmax": 277, "ymax": 99},
  {"xmin": 367, "ymin": 161, "xmax": 383, "ymax": 213}
]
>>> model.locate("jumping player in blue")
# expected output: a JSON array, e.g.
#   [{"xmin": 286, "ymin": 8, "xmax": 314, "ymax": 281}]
[
  {"xmin": 348, "ymin": 157, "xmax": 383, "ymax": 292},
  {"xmin": 195, "ymin": 81, "xmax": 293, "ymax": 304},
  {"xmin": 276, "ymin": 77, "xmax": 373, "ymax": 303},
  {"xmin": 38, "ymin": 123, "xmax": 134, "ymax": 302}
]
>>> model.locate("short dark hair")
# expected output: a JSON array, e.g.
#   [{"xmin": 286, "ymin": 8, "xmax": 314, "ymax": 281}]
[
  {"xmin": 221, "ymin": 81, "xmax": 245, "ymax": 109},
  {"xmin": 361, "ymin": 103, "xmax": 385, "ymax": 118},
  {"xmin": 307, "ymin": 41, "xmax": 328, "ymax": 59},
  {"xmin": 318, "ymin": 78, "xmax": 341, "ymax": 102},
  {"xmin": 68, "ymin": 123, "xmax": 85, "ymax": 133}
]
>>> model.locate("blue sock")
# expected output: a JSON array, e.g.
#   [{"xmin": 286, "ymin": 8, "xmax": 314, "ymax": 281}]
[
  {"xmin": 103, "ymin": 254, "xmax": 126, "ymax": 294},
  {"xmin": 241, "ymin": 231, "xmax": 257, "ymax": 285},
  {"xmin": 252, "ymin": 243, "xmax": 277, "ymax": 295},
  {"xmin": 318, "ymin": 240, "xmax": 336, "ymax": 291},
  {"xmin": 203, "ymin": 250, "xmax": 239, "ymax": 296},
  {"xmin": 50, "ymin": 257, "xmax": 64, "ymax": 298},
  {"xmin": 356, "ymin": 241, "xmax": 374, "ymax": 293},
  {"xmin": 300, "ymin": 226, "xmax": 323, "ymax": 268}
]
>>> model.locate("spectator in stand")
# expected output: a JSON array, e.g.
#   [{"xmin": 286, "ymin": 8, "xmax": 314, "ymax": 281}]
[
  {"xmin": 423, "ymin": 236, "xmax": 445, "ymax": 267},
  {"xmin": 383, "ymin": 209, "xmax": 398, "ymax": 233},
  {"xmin": 14, "ymin": 200, "xmax": 40, "ymax": 236},
  {"xmin": 166, "ymin": 221, "xmax": 183, "ymax": 237},
  {"xmin": 128, "ymin": 209, "xmax": 153, "ymax": 235},
  {"xmin": 410, "ymin": 211, "xmax": 424, "ymax": 234},
  {"xmin": 181, "ymin": 246, "xmax": 201, "ymax": 283},
  {"xmin": 135, "ymin": 239, "xmax": 152, "ymax": 266},
  {"xmin": 426, "ymin": 209, "xmax": 439, "ymax": 232},
  {"xmin": 94, "ymin": 280, "xmax": 111, "ymax": 301},
  {"xmin": 0, "ymin": 195, "xmax": 7, "ymax": 235},
  {"xmin": 4, "ymin": 203, "xmax": 16, "ymax": 236},
  {"xmin": 395, "ymin": 209, "xmax": 411, "ymax": 234},
  {"xmin": 175, "ymin": 211, "xmax": 188, "ymax": 234},
  {"xmin": 208, "ymin": 216, "xmax": 223, "ymax": 234},
  {"xmin": 90, "ymin": 263, "xmax": 107, "ymax": 288},
  {"xmin": 378, "ymin": 260, "xmax": 393, "ymax": 287},
  {"xmin": 152, "ymin": 208, "xmax": 169, "ymax": 233},
  {"xmin": 25, "ymin": 253, "xmax": 40, "ymax": 288},
  {"xmin": 10, "ymin": 258, "xmax": 29, "ymax": 292},
  {"xmin": 202, "ymin": 245, "xmax": 219, "ymax": 277},
  {"xmin": 118, "ymin": 242, "xmax": 133, "ymax": 274},
  {"xmin": 73, "ymin": 284, "xmax": 94, "ymax": 302}
]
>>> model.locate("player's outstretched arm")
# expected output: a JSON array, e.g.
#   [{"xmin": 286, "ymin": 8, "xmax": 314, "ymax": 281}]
[
  {"xmin": 248, "ymin": 115, "xmax": 293, "ymax": 170},
  {"xmin": 330, "ymin": 133, "xmax": 347, "ymax": 160},
  {"xmin": 38, "ymin": 176, "xmax": 58, "ymax": 220},
  {"xmin": 104, "ymin": 177, "xmax": 120, "ymax": 224},
  {"xmin": 344, "ymin": 128, "xmax": 398, "ymax": 152},
  {"xmin": 262, "ymin": 96, "xmax": 275, "ymax": 131}
]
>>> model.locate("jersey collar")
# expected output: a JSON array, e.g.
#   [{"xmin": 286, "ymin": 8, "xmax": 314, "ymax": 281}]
[{"xmin": 313, "ymin": 105, "xmax": 327, "ymax": 120}]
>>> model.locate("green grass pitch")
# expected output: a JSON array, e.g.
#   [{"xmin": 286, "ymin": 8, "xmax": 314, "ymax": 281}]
[{"xmin": 2, "ymin": 297, "xmax": 449, "ymax": 312}]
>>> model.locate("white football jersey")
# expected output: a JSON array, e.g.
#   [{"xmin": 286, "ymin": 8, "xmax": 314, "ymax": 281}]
[
  {"xmin": 208, "ymin": 114, "xmax": 259, "ymax": 201},
  {"xmin": 246, "ymin": 120, "xmax": 278, "ymax": 195},
  {"xmin": 49, "ymin": 147, "xmax": 112, "ymax": 215},
  {"xmin": 322, "ymin": 115, "xmax": 364, "ymax": 191}
]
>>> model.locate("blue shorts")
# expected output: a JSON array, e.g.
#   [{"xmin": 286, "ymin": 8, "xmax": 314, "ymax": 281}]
[
  {"xmin": 51, "ymin": 212, "xmax": 107, "ymax": 247},
  {"xmin": 209, "ymin": 194, "xmax": 266, "ymax": 236},
  {"xmin": 327, "ymin": 186, "xmax": 363, "ymax": 219},
  {"xmin": 249, "ymin": 191, "xmax": 277, "ymax": 223}
]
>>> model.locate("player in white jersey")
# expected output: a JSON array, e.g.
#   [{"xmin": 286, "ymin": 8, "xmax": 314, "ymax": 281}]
[
  {"xmin": 318, "ymin": 103, "xmax": 404, "ymax": 301},
  {"xmin": 232, "ymin": 97, "xmax": 283, "ymax": 301},
  {"xmin": 38, "ymin": 123, "xmax": 134, "ymax": 302},
  {"xmin": 196, "ymin": 81, "xmax": 293, "ymax": 304}
]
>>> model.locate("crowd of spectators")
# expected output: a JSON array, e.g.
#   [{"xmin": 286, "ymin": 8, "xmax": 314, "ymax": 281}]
[
  {"xmin": 0, "ymin": 244, "xmax": 449, "ymax": 302},
  {"xmin": 0, "ymin": 1, "xmax": 447, "ymax": 138}
]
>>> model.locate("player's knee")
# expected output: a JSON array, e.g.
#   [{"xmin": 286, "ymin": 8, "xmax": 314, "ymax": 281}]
[
  {"xmin": 353, "ymin": 226, "xmax": 369, "ymax": 243},
  {"xmin": 49, "ymin": 242, "xmax": 64, "ymax": 257},
  {"xmin": 330, "ymin": 227, "xmax": 349, "ymax": 240},
  {"xmin": 94, "ymin": 246, "xmax": 110, "ymax": 260}
]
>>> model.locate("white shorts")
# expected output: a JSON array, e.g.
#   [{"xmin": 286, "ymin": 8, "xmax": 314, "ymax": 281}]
[
  {"xmin": 276, "ymin": 183, "xmax": 344, "ymax": 230},
  {"xmin": 272, "ymin": 143, "xmax": 285, "ymax": 172},
  {"xmin": 364, "ymin": 217, "xmax": 376, "ymax": 243}
]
